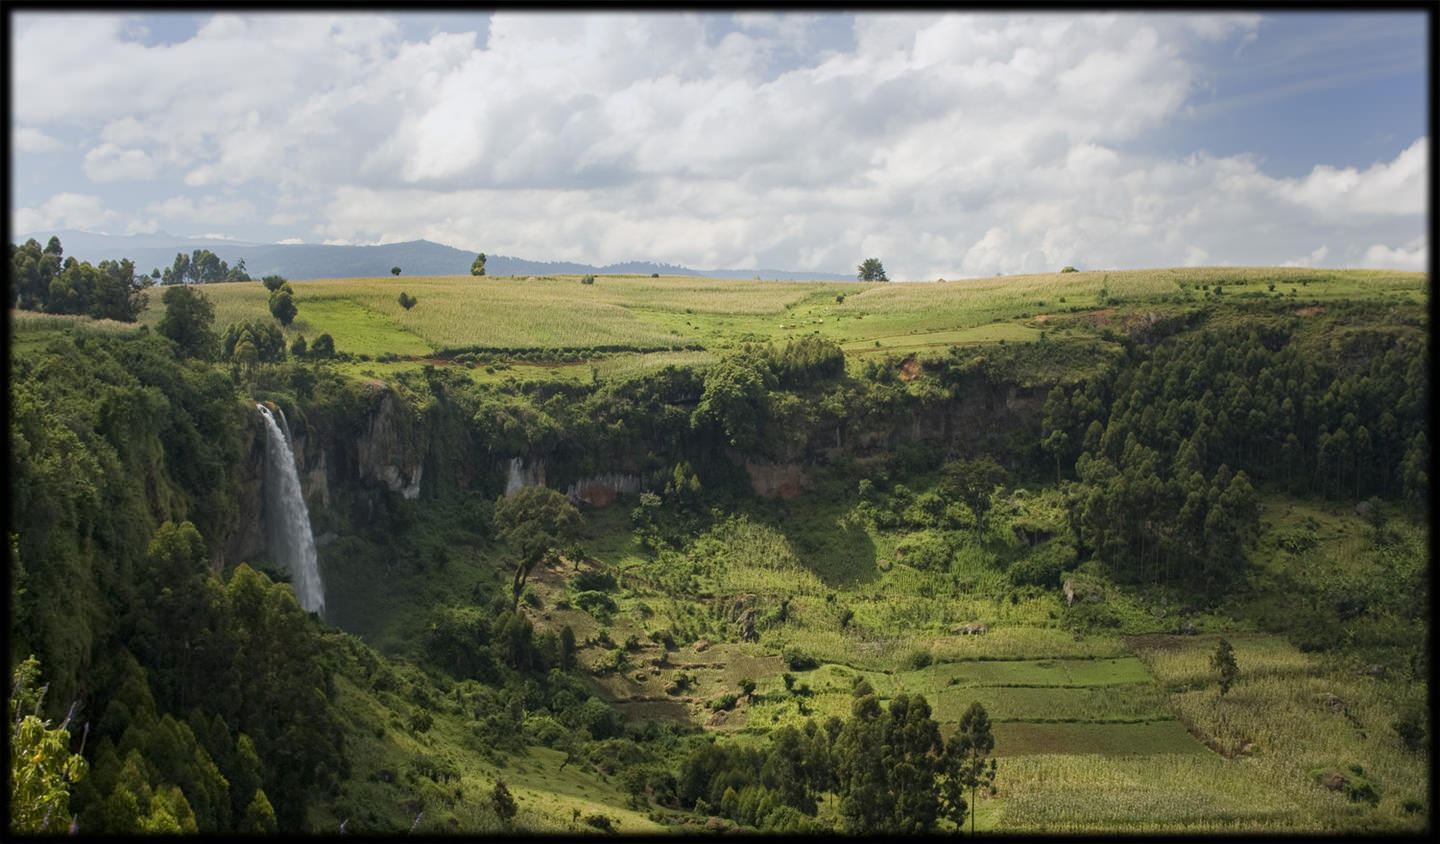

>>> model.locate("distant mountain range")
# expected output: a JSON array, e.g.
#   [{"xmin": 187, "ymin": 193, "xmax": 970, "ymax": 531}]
[{"xmin": 15, "ymin": 230, "xmax": 858, "ymax": 283}]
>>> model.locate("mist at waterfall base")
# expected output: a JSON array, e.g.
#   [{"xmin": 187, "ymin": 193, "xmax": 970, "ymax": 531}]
[{"xmin": 257, "ymin": 403, "xmax": 325, "ymax": 616}]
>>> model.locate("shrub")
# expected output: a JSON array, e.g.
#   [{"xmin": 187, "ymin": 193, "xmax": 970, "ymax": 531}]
[
  {"xmin": 783, "ymin": 648, "xmax": 819, "ymax": 671},
  {"xmin": 268, "ymin": 289, "xmax": 297, "ymax": 325},
  {"xmin": 261, "ymin": 274, "xmax": 288, "ymax": 292},
  {"xmin": 1007, "ymin": 540, "xmax": 1078, "ymax": 588},
  {"xmin": 708, "ymin": 694, "xmax": 738, "ymax": 711},
  {"xmin": 907, "ymin": 650, "xmax": 933, "ymax": 670},
  {"xmin": 581, "ymin": 275, "xmax": 596, "ymax": 285},
  {"xmin": 573, "ymin": 590, "xmax": 618, "ymax": 618},
  {"xmin": 1060, "ymin": 266, "xmax": 1078, "ymax": 273},
  {"xmin": 571, "ymin": 570, "xmax": 617, "ymax": 592}
]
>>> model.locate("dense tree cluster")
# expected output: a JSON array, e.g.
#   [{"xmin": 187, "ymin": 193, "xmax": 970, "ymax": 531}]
[
  {"xmin": 9, "ymin": 329, "xmax": 342, "ymax": 833},
  {"xmin": 160, "ymin": 250, "xmax": 251, "ymax": 285},
  {"xmin": 677, "ymin": 686, "xmax": 994, "ymax": 833},
  {"xmin": 10, "ymin": 237, "xmax": 151, "ymax": 321},
  {"xmin": 222, "ymin": 320, "xmax": 287, "ymax": 365},
  {"xmin": 1041, "ymin": 316, "xmax": 1428, "ymax": 590}
]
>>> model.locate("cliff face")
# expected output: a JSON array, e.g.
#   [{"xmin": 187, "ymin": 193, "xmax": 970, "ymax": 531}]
[
  {"xmin": 222, "ymin": 385, "xmax": 433, "ymax": 566},
  {"xmin": 220, "ymin": 367, "xmax": 1047, "ymax": 561}
]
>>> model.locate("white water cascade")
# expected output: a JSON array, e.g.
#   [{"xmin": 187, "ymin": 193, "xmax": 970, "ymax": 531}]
[
  {"xmin": 504, "ymin": 456, "xmax": 546, "ymax": 497},
  {"xmin": 257, "ymin": 403, "xmax": 325, "ymax": 616}
]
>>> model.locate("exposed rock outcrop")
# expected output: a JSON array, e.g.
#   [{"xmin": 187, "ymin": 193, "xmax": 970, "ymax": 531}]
[{"xmin": 744, "ymin": 461, "xmax": 806, "ymax": 498}]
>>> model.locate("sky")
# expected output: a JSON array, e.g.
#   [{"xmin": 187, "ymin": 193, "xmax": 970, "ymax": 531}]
[{"xmin": 8, "ymin": 10, "xmax": 1431, "ymax": 280}]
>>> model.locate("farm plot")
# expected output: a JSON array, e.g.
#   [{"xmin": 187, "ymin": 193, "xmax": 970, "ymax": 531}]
[
  {"xmin": 930, "ymin": 684, "xmax": 1173, "ymax": 723},
  {"xmin": 998, "ymin": 753, "xmax": 1305, "ymax": 832},
  {"xmin": 921, "ymin": 656, "xmax": 1154, "ymax": 688}
]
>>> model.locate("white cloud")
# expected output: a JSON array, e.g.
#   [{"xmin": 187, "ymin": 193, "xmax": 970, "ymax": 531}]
[
  {"xmin": 13, "ymin": 193, "xmax": 117, "ymax": 235},
  {"xmin": 83, "ymin": 143, "xmax": 159, "ymax": 182},
  {"xmin": 1282, "ymin": 245, "xmax": 1329, "ymax": 267},
  {"xmin": 14, "ymin": 127, "xmax": 63, "ymax": 152},
  {"xmin": 1276, "ymin": 137, "xmax": 1427, "ymax": 218},
  {"xmin": 1360, "ymin": 236, "xmax": 1427, "ymax": 271},
  {"xmin": 277, "ymin": 237, "xmax": 304, "ymax": 244},
  {"xmin": 148, "ymin": 194, "xmax": 257, "ymax": 224},
  {"xmin": 7, "ymin": 11, "xmax": 1426, "ymax": 278}
]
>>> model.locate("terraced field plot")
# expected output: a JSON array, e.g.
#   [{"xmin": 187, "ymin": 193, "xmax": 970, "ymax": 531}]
[{"xmin": 919, "ymin": 656, "xmax": 1155, "ymax": 688}]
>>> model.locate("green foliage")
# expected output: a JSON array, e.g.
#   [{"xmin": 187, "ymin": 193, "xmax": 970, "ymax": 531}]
[
  {"xmin": 940, "ymin": 455, "xmax": 1008, "ymax": 533},
  {"xmin": 391, "ymin": 266, "xmax": 402, "ymax": 276},
  {"xmin": 691, "ymin": 348, "xmax": 776, "ymax": 449},
  {"xmin": 1061, "ymin": 266, "xmax": 1078, "ymax": 273},
  {"xmin": 10, "ymin": 237, "xmax": 152, "ymax": 320},
  {"xmin": 261, "ymin": 275, "xmax": 288, "ymax": 292},
  {"xmin": 310, "ymin": 333, "xmax": 336, "ymax": 358},
  {"xmin": 398, "ymin": 292, "xmax": 417, "ymax": 310},
  {"xmin": 9, "ymin": 656, "xmax": 89, "ymax": 834},
  {"xmin": 268, "ymin": 288, "xmax": 297, "ymax": 326},
  {"xmin": 857, "ymin": 258, "xmax": 888, "ymax": 282},
  {"xmin": 471, "ymin": 253, "xmax": 487, "ymax": 276},
  {"xmin": 158, "ymin": 284, "xmax": 219, "ymax": 359},
  {"xmin": 491, "ymin": 779, "xmax": 517, "ymax": 822},
  {"xmin": 494, "ymin": 486, "xmax": 583, "ymax": 608},
  {"xmin": 572, "ymin": 590, "xmax": 619, "ymax": 620},
  {"xmin": 222, "ymin": 320, "xmax": 287, "ymax": 364},
  {"xmin": 239, "ymin": 788, "xmax": 277, "ymax": 833},
  {"xmin": 571, "ymin": 570, "xmax": 617, "ymax": 592},
  {"xmin": 1007, "ymin": 540, "xmax": 1078, "ymax": 589},
  {"xmin": 946, "ymin": 701, "xmax": 996, "ymax": 836},
  {"xmin": 161, "ymin": 249, "xmax": 248, "ymax": 285},
  {"xmin": 1211, "ymin": 638, "xmax": 1238, "ymax": 696},
  {"xmin": 581, "ymin": 275, "xmax": 596, "ymax": 285}
]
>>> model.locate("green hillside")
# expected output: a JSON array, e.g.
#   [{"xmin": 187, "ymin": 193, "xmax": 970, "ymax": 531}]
[{"xmin": 9, "ymin": 265, "xmax": 1429, "ymax": 834}]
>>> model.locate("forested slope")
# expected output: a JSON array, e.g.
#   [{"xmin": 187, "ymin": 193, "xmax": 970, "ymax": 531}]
[{"xmin": 8, "ymin": 269, "xmax": 1429, "ymax": 833}]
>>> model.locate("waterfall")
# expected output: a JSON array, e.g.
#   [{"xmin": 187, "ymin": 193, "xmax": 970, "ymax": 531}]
[
  {"xmin": 504, "ymin": 457, "xmax": 545, "ymax": 496},
  {"xmin": 257, "ymin": 403, "xmax": 325, "ymax": 616}
]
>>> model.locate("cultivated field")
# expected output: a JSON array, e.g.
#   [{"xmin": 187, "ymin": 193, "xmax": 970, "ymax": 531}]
[{"xmin": 133, "ymin": 267, "xmax": 1428, "ymax": 382}]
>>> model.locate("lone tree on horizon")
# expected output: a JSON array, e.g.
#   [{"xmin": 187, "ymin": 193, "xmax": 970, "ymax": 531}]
[
  {"xmin": 390, "ymin": 266, "xmax": 401, "ymax": 276},
  {"xmin": 471, "ymin": 253, "xmax": 486, "ymax": 276},
  {"xmin": 858, "ymin": 257, "xmax": 888, "ymax": 282}
]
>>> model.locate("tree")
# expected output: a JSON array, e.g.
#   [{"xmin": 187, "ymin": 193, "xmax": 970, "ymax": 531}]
[
  {"xmin": 223, "ymin": 320, "xmax": 287, "ymax": 364},
  {"xmin": 691, "ymin": 348, "xmax": 776, "ymax": 449},
  {"xmin": 946, "ymin": 701, "xmax": 996, "ymax": 836},
  {"xmin": 268, "ymin": 289, "xmax": 297, "ymax": 326},
  {"xmin": 9, "ymin": 656, "xmax": 89, "ymax": 834},
  {"xmin": 390, "ymin": 266, "xmax": 401, "ymax": 276},
  {"xmin": 1060, "ymin": 266, "xmax": 1078, "ymax": 273},
  {"xmin": 310, "ymin": 333, "xmax": 335, "ymax": 358},
  {"xmin": 398, "ymin": 292, "xmax": 417, "ymax": 310},
  {"xmin": 1212, "ymin": 637, "xmax": 1238, "ymax": 696},
  {"xmin": 857, "ymin": 258, "xmax": 888, "ymax": 282},
  {"xmin": 491, "ymin": 779, "xmax": 517, "ymax": 824},
  {"xmin": 471, "ymin": 253, "xmax": 487, "ymax": 276},
  {"xmin": 493, "ymin": 487, "xmax": 583, "ymax": 610},
  {"xmin": 940, "ymin": 456, "xmax": 1008, "ymax": 533},
  {"xmin": 261, "ymin": 275, "xmax": 287, "ymax": 292},
  {"xmin": 238, "ymin": 788, "xmax": 277, "ymax": 834},
  {"xmin": 158, "ymin": 284, "xmax": 218, "ymax": 360},
  {"xmin": 290, "ymin": 334, "xmax": 307, "ymax": 357}
]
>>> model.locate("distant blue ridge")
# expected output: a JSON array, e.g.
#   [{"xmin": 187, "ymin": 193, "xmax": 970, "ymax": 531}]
[{"xmin": 16, "ymin": 229, "xmax": 858, "ymax": 283}]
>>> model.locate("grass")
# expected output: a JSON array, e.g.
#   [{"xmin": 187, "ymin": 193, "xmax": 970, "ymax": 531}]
[
  {"xmin": 919, "ymin": 656, "xmax": 1156, "ymax": 688},
  {"xmin": 990, "ymin": 721, "xmax": 1208, "ymax": 757},
  {"xmin": 997, "ymin": 753, "xmax": 1306, "ymax": 831},
  {"xmin": 127, "ymin": 266, "xmax": 1426, "ymax": 386}
]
